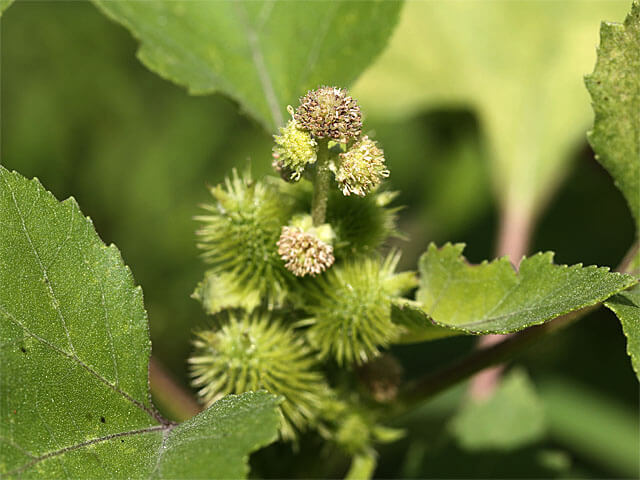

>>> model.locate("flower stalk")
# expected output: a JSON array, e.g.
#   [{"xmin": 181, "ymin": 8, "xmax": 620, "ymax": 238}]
[{"xmin": 311, "ymin": 139, "xmax": 331, "ymax": 226}]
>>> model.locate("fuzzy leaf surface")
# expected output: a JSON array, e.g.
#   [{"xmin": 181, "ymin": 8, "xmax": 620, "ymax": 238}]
[
  {"xmin": 91, "ymin": 0, "xmax": 403, "ymax": 131},
  {"xmin": 586, "ymin": 3, "xmax": 640, "ymax": 232},
  {"xmin": 0, "ymin": 166, "xmax": 279, "ymax": 478},
  {"xmin": 605, "ymin": 284, "xmax": 640, "ymax": 381},
  {"xmin": 416, "ymin": 243, "xmax": 636, "ymax": 334}
]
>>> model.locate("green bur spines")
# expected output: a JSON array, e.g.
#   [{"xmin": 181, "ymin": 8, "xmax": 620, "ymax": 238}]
[
  {"xmin": 193, "ymin": 171, "xmax": 294, "ymax": 313},
  {"xmin": 190, "ymin": 313, "xmax": 328, "ymax": 441},
  {"xmin": 302, "ymin": 253, "xmax": 417, "ymax": 365}
]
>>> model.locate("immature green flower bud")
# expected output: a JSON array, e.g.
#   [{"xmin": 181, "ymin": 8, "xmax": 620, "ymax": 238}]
[
  {"xmin": 303, "ymin": 253, "xmax": 417, "ymax": 365},
  {"xmin": 336, "ymin": 136, "xmax": 389, "ymax": 197},
  {"xmin": 272, "ymin": 113, "xmax": 317, "ymax": 181},
  {"xmin": 190, "ymin": 313, "xmax": 328, "ymax": 441},
  {"xmin": 295, "ymin": 86, "xmax": 362, "ymax": 142},
  {"xmin": 194, "ymin": 170, "xmax": 294, "ymax": 313}
]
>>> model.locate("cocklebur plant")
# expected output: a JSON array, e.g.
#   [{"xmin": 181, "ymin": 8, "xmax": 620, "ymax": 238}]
[
  {"xmin": 3, "ymin": 2, "xmax": 640, "ymax": 478},
  {"xmin": 191, "ymin": 88, "xmax": 412, "ymax": 457},
  {"xmin": 190, "ymin": 77, "xmax": 639, "ymax": 473}
]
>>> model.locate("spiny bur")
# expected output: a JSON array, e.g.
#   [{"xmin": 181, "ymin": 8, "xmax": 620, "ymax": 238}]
[
  {"xmin": 190, "ymin": 313, "xmax": 328, "ymax": 441},
  {"xmin": 302, "ymin": 253, "xmax": 417, "ymax": 365}
]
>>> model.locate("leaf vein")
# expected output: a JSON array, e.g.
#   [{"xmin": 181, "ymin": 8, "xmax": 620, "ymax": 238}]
[
  {"xmin": 234, "ymin": 2, "xmax": 283, "ymax": 128},
  {"xmin": 7, "ymin": 425, "xmax": 168, "ymax": 476}
]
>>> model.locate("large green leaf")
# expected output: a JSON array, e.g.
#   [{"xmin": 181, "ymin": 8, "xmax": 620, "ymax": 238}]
[
  {"xmin": 415, "ymin": 243, "xmax": 636, "ymax": 334},
  {"xmin": 586, "ymin": 3, "xmax": 640, "ymax": 231},
  {"xmin": 586, "ymin": 3, "xmax": 640, "ymax": 381},
  {"xmin": 0, "ymin": 166, "xmax": 279, "ymax": 478},
  {"xmin": 91, "ymin": 0, "xmax": 403, "ymax": 131},
  {"xmin": 353, "ymin": 1, "xmax": 629, "ymax": 223},
  {"xmin": 0, "ymin": 0, "xmax": 13, "ymax": 15},
  {"xmin": 605, "ymin": 284, "xmax": 640, "ymax": 380},
  {"xmin": 449, "ymin": 369, "xmax": 546, "ymax": 451}
]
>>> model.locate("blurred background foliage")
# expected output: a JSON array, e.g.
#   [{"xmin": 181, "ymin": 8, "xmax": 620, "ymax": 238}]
[{"xmin": 1, "ymin": 1, "xmax": 637, "ymax": 478}]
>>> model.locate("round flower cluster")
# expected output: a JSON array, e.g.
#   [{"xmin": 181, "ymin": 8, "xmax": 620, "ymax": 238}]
[
  {"xmin": 272, "ymin": 107, "xmax": 317, "ymax": 182},
  {"xmin": 272, "ymin": 86, "xmax": 390, "ymax": 199},
  {"xmin": 277, "ymin": 226, "xmax": 335, "ymax": 277},
  {"xmin": 294, "ymin": 86, "xmax": 362, "ymax": 142},
  {"xmin": 335, "ymin": 136, "xmax": 389, "ymax": 196}
]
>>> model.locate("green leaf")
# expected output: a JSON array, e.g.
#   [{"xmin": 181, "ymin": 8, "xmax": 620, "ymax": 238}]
[
  {"xmin": 605, "ymin": 284, "xmax": 640, "ymax": 380},
  {"xmin": 91, "ymin": 0, "xmax": 403, "ymax": 131},
  {"xmin": 0, "ymin": 166, "xmax": 280, "ymax": 478},
  {"xmin": 449, "ymin": 369, "xmax": 546, "ymax": 451},
  {"xmin": 0, "ymin": 0, "xmax": 13, "ymax": 15},
  {"xmin": 354, "ymin": 1, "xmax": 630, "ymax": 223},
  {"xmin": 586, "ymin": 3, "xmax": 640, "ymax": 233},
  {"xmin": 390, "ymin": 300, "xmax": 462, "ymax": 344},
  {"xmin": 416, "ymin": 243, "xmax": 636, "ymax": 334}
]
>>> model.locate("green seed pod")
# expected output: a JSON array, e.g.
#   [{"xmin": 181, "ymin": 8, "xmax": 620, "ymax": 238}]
[
  {"xmin": 194, "ymin": 170, "xmax": 293, "ymax": 313},
  {"xmin": 302, "ymin": 253, "xmax": 417, "ymax": 365},
  {"xmin": 295, "ymin": 86, "xmax": 362, "ymax": 142},
  {"xmin": 327, "ymin": 189, "xmax": 400, "ymax": 257},
  {"xmin": 335, "ymin": 136, "xmax": 389, "ymax": 197},
  {"xmin": 272, "ymin": 113, "xmax": 318, "ymax": 181},
  {"xmin": 277, "ymin": 215, "xmax": 335, "ymax": 277},
  {"xmin": 190, "ymin": 313, "xmax": 328, "ymax": 441}
]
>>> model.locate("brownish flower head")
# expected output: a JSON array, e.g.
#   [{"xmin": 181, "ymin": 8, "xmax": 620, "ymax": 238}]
[
  {"xmin": 294, "ymin": 86, "xmax": 362, "ymax": 142},
  {"xmin": 277, "ymin": 226, "xmax": 335, "ymax": 277}
]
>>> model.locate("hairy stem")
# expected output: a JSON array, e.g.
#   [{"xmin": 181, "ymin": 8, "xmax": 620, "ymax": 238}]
[{"xmin": 311, "ymin": 140, "xmax": 331, "ymax": 226}]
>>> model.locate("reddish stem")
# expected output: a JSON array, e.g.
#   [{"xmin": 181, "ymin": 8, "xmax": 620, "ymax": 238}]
[{"xmin": 469, "ymin": 203, "xmax": 534, "ymax": 400}]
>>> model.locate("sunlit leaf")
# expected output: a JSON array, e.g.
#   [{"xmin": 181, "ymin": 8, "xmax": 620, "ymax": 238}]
[
  {"xmin": 354, "ymin": 1, "xmax": 629, "ymax": 222},
  {"xmin": 415, "ymin": 243, "xmax": 635, "ymax": 333},
  {"xmin": 586, "ymin": 2, "xmax": 640, "ymax": 268},
  {"xmin": 0, "ymin": 0, "xmax": 13, "ymax": 15},
  {"xmin": 92, "ymin": 0, "xmax": 403, "ymax": 131}
]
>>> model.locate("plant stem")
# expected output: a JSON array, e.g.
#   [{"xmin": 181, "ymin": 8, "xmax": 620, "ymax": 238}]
[
  {"xmin": 396, "ymin": 304, "xmax": 597, "ymax": 412},
  {"xmin": 469, "ymin": 203, "xmax": 534, "ymax": 398},
  {"xmin": 311, "ymin": 140, "xmax": 331, "ymax": 226},
  {"xmin": 149, "ymin": 356, "xmax": 202, "ymax": 422}
]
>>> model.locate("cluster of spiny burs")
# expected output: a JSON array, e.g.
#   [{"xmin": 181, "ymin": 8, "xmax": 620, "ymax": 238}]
[{"xmin": 189, "ymin": 87, "xmax": 415, "ymax": 464}]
